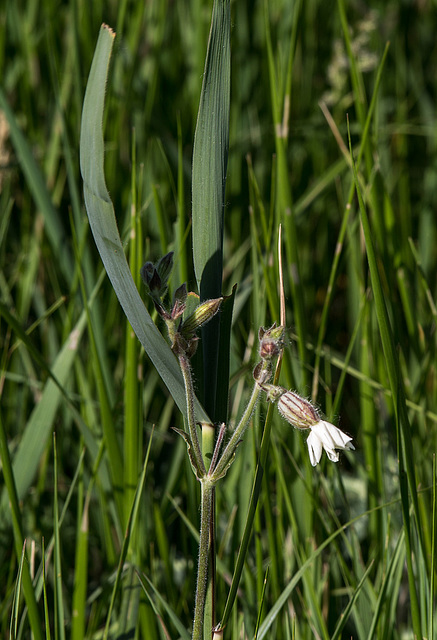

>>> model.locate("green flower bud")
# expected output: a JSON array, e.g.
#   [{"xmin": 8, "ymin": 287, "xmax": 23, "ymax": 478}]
[{"xmin": 181, "ymin": 297, "xmax": 223, "ymax": 337}]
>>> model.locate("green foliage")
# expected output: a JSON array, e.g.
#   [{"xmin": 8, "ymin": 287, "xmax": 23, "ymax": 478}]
[{"xmin": 1, "ymin": 0, "xmax": 436, "ymax": 639}]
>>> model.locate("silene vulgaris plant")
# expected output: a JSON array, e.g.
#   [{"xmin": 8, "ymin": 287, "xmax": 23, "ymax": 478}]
[
  {"xmin": 80, "ymin": 16, "xmax": 356, "ymax": 640},
  {"xmin": 140, "ymin": 251, "xmax": 355, "ymax": 638}
]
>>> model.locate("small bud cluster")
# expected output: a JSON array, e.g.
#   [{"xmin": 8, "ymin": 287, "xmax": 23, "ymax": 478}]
[
  {"xmin": 140, "ymin": 251, "xmax": 174, "ymax": 311},
  {"xmin": 141, "ymin": 252, "xmax": 222, "ymax": 358},
  {"xmin": 258, "ymin": 323, "xmax": 284, "ymax": 361},
  {"xmin": 253, "ymin": 323, "xmax": 285, "ymax": 387}
]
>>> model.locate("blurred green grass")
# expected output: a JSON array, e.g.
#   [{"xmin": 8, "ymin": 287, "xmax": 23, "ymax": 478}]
[{"xmin": 0, "ymin": 0, "xmax": 436, "ymax": 638}]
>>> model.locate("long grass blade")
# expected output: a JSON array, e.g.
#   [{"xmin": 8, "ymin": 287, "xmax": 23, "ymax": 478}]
[
  {"xmin": 0, "ymin": 413, "xmax": 43, "ymax": 640},
  {"xmin": 103, "ymin": 426, "xmax": 154, "ymax": 640},
  {"xmin": 80, "ymin": 24, "xmax": 209, "ymax": 424},
  {"xmin": 53, "ymin": 434, "xmax": 66, "ymax": 640},
  {"xmin": 0, "ymin": 88, "xmax": 73, "ymax": 283},
  {"xmin": 348, "ymin": 119, "xmax": 423, "ymax": 639},
  {"xmin": 191, "ymin": 0, "xmax": 231, "ymax": 420}
]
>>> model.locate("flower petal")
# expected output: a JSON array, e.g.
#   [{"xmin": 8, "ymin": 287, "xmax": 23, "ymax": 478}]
[
  {"xmin": 307, "ymin": 420, "xmax": 355, "ymax": 465},
  {"xmin": 306, "ymin": 430, "xmax": 323, "ymax": 466},
  {"xmin": 325, "ymin": 448, "xmax": 340, "ymax": 462},
  {"xmin": 315, "ymin": 420, "xmax": 355, "ymax": 451}
]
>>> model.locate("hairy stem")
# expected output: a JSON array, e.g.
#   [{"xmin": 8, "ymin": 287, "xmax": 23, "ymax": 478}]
[
  {"xmin": 212, "ymin": 380, "xmax": 262, "ymax": 479},
  {"xmin": 179, "ymin": 353, "xmax": 206, "ymax": 477},
  {"xmin": 192, "ymin": 480, "xmax": 214, "ymax": 640}
]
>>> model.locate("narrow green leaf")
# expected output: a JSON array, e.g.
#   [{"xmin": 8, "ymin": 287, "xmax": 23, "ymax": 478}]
[
  {"xmin": 10, "ymin": 541, "xmax": 25, "ymax": 639},
  {"xmin": 69, "ymin": 471, "xmax": 89, "ymax": 640},
  {"xmin": 191, "ymin": 0, "xmax": 231, "ymax": 420},
  {"xmin": 0, "ymin": 414, "xmax": 43, "ymax": 640},
  {"xmin": 136, "ymin": 571, "xmax": 191, "ymax": 640},
  {"xmin": 348, "ymin": 120, "xmax": 423, "ymax": 640},
  {"xmin": 330, "ymin": 560, "xmax": 374, "ymax": 640},
  {"xmin": 264, "ymin": 0, "xmax": 307, "ymax": 385},
  {"xmin": 365, "ymin": 532, "xmax": 405, "ymax": 640},
  {"xmin": 192, "ymin": 0, "xmax": 230, "ymax": 297},
  {"xmin": 80, "ymin": 24, "xmax": 209, "ymax": 424},
  {"xmin": 117, "ymin": 565, "xmax": 141, "ymax": 640},
  {"xmin": 0, "ymin": 289, "xmax": 89, "ymax": 512},
  {"xmin": 0, "ymin": 88, "xmax": 73, "ymax": 283},
  {"xmin": 103, "ymin": 426, "xmax": 154, "ymax": 640},
  {"xmin": 53, "ymin": 434, "xmax": 66, "ymax": 640},
  {"xmin": 42, "ymin": 539, "xmax": 51, "ymax": 640}
]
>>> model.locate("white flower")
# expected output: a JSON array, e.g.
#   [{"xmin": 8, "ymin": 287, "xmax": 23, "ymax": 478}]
[
  {"xmin": 306, "ymin": 420, "xmax": 355, "ymax": 467},
  {"xmin": 275, "ymin": 389, "xmax": 355, "ymax": 466}
]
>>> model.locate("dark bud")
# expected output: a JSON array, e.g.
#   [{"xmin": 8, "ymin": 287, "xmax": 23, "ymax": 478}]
[{"xmin": 155, "ymin": 251, "xmax": 174, "ymax": 285}]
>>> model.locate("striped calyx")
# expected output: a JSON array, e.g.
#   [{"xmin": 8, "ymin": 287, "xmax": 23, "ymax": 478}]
[{"xmin": 277, "ymin": 391, "xmax": 319, "ymax": 430}]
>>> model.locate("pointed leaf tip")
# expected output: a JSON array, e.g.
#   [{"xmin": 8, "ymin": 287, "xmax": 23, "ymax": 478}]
[{"xmin": 101, "ymin": 23, "xmax": 116, "ymax": 37}]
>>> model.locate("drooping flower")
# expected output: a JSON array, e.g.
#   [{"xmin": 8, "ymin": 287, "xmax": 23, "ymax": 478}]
[
  {"xmin": 306, "ymin": 419, "xmax": 355, "ymax": 467},
  {"xmin": 276, "ymin": 390, "xmax": 354, "ymax": 466}
]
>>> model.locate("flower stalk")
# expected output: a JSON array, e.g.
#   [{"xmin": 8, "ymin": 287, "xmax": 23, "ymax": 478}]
[
  {"xmin": 192, "ymin": 479, "xmax": 214, "ymax": 640},
  {"xmin": 178, "ymin": 352, "xmax": 206, "ymax": 478},
  {"xmin": 211, "ymin": 379, "xmax": 262, "ymax": 480}
]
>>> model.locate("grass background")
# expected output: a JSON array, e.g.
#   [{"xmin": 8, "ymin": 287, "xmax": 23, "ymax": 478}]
[{"xmin": 1, "ymin": 0, "xmax": 436, "ymax": 638}]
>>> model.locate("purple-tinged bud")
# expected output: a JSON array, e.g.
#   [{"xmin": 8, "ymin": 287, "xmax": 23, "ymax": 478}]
[
  {"xmin": 173, "ymin": 283, "xmax": 188, "ymax": 304},
  {"xmin": 277, "ymin": 391, "xmax": 319, "ymax": 430},
  {"xmin": 258, "ymin": 323, "xmax": 285, "ymax": 361},
  {"xmin": 153, "ymin": 301, "xmax": 171, "ymax": 321},
  {"xmin": 140, "ymin": 252, "xmax": 174, "ymax": 301},
  {"xmin": 155, "ymin": 251, "xmax": 174, "ymax": 284},
  {"xmin": 140, "ymin": 261, "xmax": 155, "ymax": 286},
  {"xmin": 171, "ymin": 283, "xmax": 188, "ymax": 320}
]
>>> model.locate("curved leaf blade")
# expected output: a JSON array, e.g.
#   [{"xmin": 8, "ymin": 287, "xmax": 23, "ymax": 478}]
[{"xmin": 80, "ymin": 24, "xmax": 208, "ymax": 423}]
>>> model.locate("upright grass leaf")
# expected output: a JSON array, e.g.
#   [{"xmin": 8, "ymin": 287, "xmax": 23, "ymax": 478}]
[
  {"xmin": 69, "ymin": 457, "xmax": 90, "ymax": 640},
  {"xmin": 192, "ymin": 0, "xmax": 231, "ymax": 421},
  {"xmin": 0, "ymin": 276, "xmax": 101, "ymax": 522},
  {"xmin": 312, "ymin": 42, "xmax": 389, "ymax": 402},
  {"xmin": 348, "ymin": 121, "xmax": 423, "ymax": 639},
  {"xmin": 71, "ymin": 206, "xmax": 124, "ymax": 521},
  {"xmin": 136, "ymin": 571, "xmax": 191, "ymax": 640},
  {"xmin": 365, "ymin": 531, "xmax": 405, "ymax": 640},
  {"xmin": 330, "ymin": 560, "xmax": 374, "ymax": 640},
  {"xmin": 429, "ymin": 456, "xmax": 436, "ymax": 640},
  {"xmin": 42, "ymin": 539, "xmax": 51, "ymax": 640},
  {"xmin": 9, "ymin": 541, "xmax": 24, "ymax": 640},
  {"xmin": 0, "ymin": 88, "xmax": 73, "ymax": 284},
  {"xmin": 53, "ymin": 434, "xmax": 66, "ymax": 640},
  {"xmin": 103, "ymin": 426, "xmax": 154, "ymax": 640},
  {"xmin": 0, "ymin": 413, "xmax": 43, "ymax": 640},
  {"xmin": 263, "ymin": 0, "xmax": 307, "ymax": 387},
  {"xmin": 256, "ymin": 512, "xmax": 363, "ymax": 640},
  {"xmin": 123, "ymin": 131, "xmax": 142, "ymax": 532},
  {"xmin": 80, "ymin": 24, "xmax": 209, "ymax": 424}
]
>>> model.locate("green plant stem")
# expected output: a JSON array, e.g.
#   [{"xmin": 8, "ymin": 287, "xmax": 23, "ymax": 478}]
[
  {"xmin": 179, "ymin": 353, "xmax": 206, "ymax": 477},
  {"xmin": 192, "ymin": 479, "xmax": 214, "ymax": 640},
  {"xmin": 212, "ymin": 380, "xmax": 262, "ymax": 479}
]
